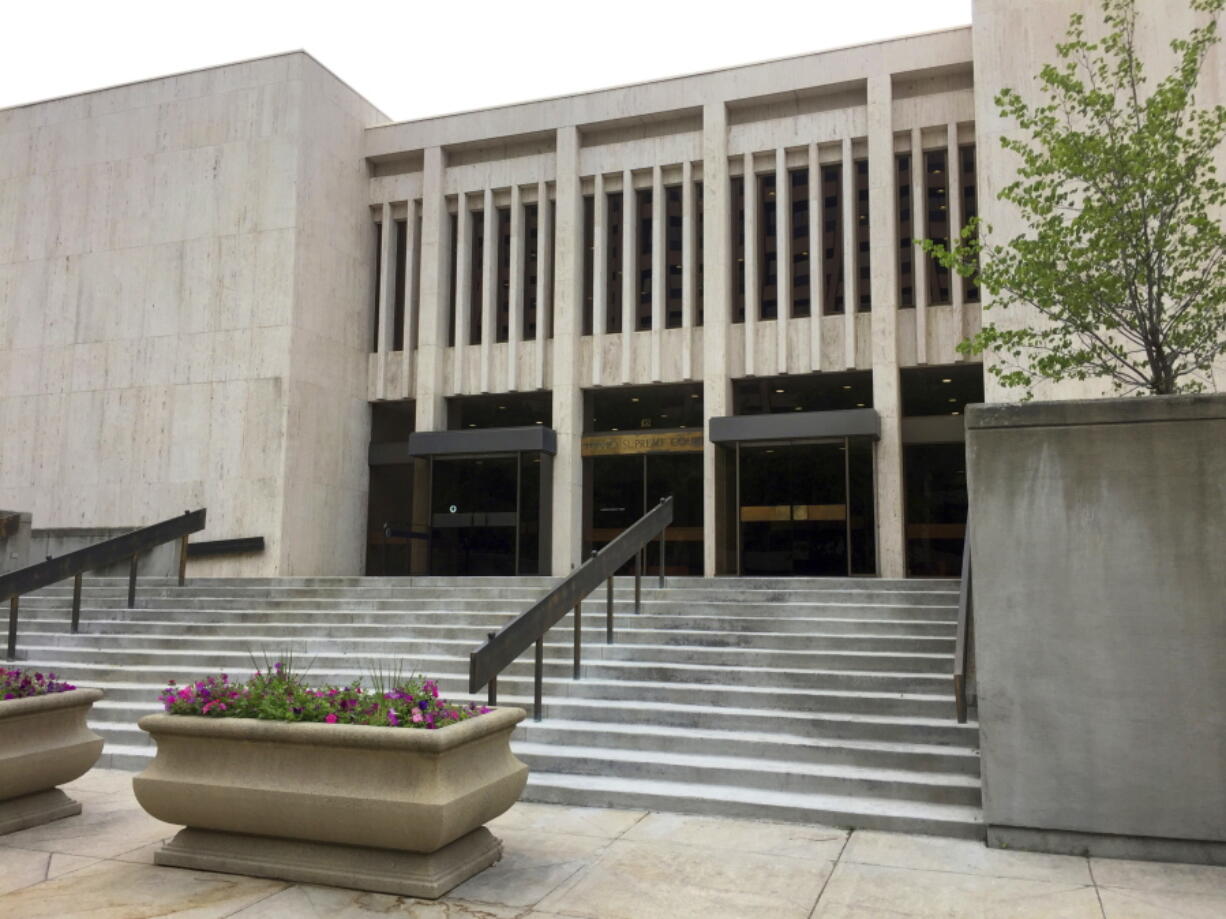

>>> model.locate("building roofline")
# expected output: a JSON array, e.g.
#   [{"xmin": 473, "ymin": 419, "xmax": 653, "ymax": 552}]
[
  {"xmin": 373, "ymin": 23, "xmax": 971, "ymax": 130},
  {"xmin": 0, "ymin": 49, "xmax": 392, "ymax": 122}
]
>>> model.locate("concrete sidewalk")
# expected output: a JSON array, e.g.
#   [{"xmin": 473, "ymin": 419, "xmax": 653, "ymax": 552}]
[{"xmin": 1, "ymin": 770, "xmax": 1223, "ymax": 918}]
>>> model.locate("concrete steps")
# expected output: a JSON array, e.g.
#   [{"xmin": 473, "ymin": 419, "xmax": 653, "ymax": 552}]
[{"xmin": 12, "ymin": 574, "xmax": 980, "ymax": 838}]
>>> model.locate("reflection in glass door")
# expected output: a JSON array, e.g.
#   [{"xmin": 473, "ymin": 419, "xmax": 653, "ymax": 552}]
[
  {"xmin": 429, "ymin": 454, "xmax": 541, "ymax": 575},
  {"xmin": 737, "ymin": 439, "xmax": 876, "ymax": 576}
]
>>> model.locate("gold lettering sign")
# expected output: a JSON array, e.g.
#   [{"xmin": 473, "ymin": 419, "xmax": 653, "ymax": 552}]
[{"xmin": 581, "ymin": 430, "xmax": 704, "ymax": 457}]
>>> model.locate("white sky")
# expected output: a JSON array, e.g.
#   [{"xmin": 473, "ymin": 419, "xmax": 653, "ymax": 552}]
[{"xmin": 1, "ymin": 0, "xmax": 972, "ymax": 122}]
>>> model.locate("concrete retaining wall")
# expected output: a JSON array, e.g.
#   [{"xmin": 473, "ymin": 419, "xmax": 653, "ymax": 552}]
[{"xmin": 967, "ymin": 394, "xmax": 1226, "ymax": 860}]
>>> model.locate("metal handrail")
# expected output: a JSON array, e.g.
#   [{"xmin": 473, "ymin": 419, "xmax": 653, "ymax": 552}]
[
  {"xmin": 3, "ymin": 508, "xmax": 207, "ymax": 660},
  {"xmin": 953, "ymin": 523, "xmax": 972, "ymax": 723},
  {"xmin": 469, "ymin": 496, "xmax": 674, "ymax": 721}
]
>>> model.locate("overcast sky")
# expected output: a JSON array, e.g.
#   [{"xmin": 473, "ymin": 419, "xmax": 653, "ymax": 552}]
[{"xmin": 1, "ymin": 0, "xmax": 972, "ymax": 121}]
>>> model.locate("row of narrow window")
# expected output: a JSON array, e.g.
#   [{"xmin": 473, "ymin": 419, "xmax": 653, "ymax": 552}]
[{"xmin": 372, "ymin": 145, "xmax": 979, "ymax": 350}]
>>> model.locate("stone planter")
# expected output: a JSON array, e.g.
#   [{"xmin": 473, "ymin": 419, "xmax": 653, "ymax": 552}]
[
  {"xmin": 967, "ymin": 393, "xmax": 1226, "ymax": 863},
  {"xmin": 0, "ymin": 688, "xmax": 105, "ymax": 835},
  {"xmin": 133, "ymin": 707, "xmax": 528, "ymax": 898}
]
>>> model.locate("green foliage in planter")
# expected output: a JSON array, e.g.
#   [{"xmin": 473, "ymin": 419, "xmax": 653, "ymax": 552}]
[{"xmin": 158, "ymin": 661, "xmax": 490, "ymax": 729}]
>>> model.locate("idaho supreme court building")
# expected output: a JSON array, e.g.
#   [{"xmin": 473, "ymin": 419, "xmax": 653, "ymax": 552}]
[{"xmin": 5, "ymin": 1, "xmax": 1186, "ymax": 580}]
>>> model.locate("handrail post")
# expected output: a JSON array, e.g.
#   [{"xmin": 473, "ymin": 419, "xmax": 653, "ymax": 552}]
[
  {"xmin": 486, "ymin": 632, "xmax": 497, "ymax": 706},
  {"xmin": 533, "ymin": 636, "xmax": 544, "ymax": 722},
  {"xmin": 606, "ymin": 574, "xmax": 614, "ymax": 644},
  {"xmin": 634, "ymin": 551, "xmax": 642, "ymax": 614},
  {"xmin": 573, "ymin": 600, "xmax": 582, "ymax": 680},
  {"xmin": 127, "ymin": 553, "xmax": 139, "ymax": 609},
  {"xmin": 70, "ymin": 574, "xmax": 83, "ymax": 633},
  {"xmin": 6, "ymin": 597, "xmax": 17, "ymax": 661},
  {"xmin": 177, "ymin": 534, "xmax": 189, "ymax": 586},
  {"xmin": 659, "ymin": 528, "xmax": 666, "ymax": 588}
]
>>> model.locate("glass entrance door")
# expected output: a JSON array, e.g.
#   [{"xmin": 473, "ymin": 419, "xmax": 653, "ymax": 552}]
[
  {"xmin": 737, "ymin": 439, "xmax": 876, "ymax": 576},
  {"xmin": 430, "ymin": 455, "xmax": 534, "ymax": 575},
  {"xmin": 587, "ymin": 452, "xmax": 703, "ymax": 576}
]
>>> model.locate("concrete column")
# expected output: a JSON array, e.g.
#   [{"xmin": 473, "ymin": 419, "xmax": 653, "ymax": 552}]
[
  {"xmin": 413, "ymin": 147, "xmax": 451, "ymax": 575},
  {"xmin": 948, "ymin": 121, "xmax": 966, "ymax": 360},
  {"xmin": 508, "ymin": 184, "xmax": 524, "ymax": 391},
  {"xmin": 841, "ymin": 136, "xmax": 857, "ymax": 369},
  {"xmin": 702, "ymin": 103, "xmax": 732, "ymax": 577},
  {"xmin": 868, "ymin": 75, "xmax": 905, "ymax": 579},
  {"xmin": 551, "ymin": 126, "xmax": 584, "ymax": 575},
  {"xmin": 620, "ymin": 169, "xmax": 634, "ymax": 383},
  {"xmin": 775, "ymin": 147, "xmax": 791, "ymax": 375},
  {"xmin": 535, "ymin": 180, "xmax": 551, "ymax": 390},
  {"xmin": 808, "ymin": 142, "xmax": 822, "ymax": 371},
  {"xmin": 681, "ymin": 160, "xmax": 696, "ymax": 379},
  {"xmin": 480, "ymin": 188, "xmax": 496, "ymax": 393},
  {"xmin": 743, "ymin": 152, "xmax": 758, "ymax": 377},
  {"xmin": 403, "ymin": 198, "xmax": 419, "ymax": 367},
  {"xmin": 593, "ymin": 173, "xmax": 606, "ymax": 386},
  {"xmin": 651, "ymin": 164, "xmax": 665, "ymax": 381},
  {"xmin": 912, "ymin": 127, "xmax": 929, "ymax": 366},
  {"xmin": 453, "ymin": 197, "xmax": 470, "ymax": 391},
  {"xmin": 415, "ymin": 146, "xmax": 450, "ymax": 433}
]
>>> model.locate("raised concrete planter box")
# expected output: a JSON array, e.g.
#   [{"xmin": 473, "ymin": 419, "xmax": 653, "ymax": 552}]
[
  {"xmin": 967, "ymin": 393, "xmax": 1226, "ymax": 864},
  {"xmin": 133, "ymin": 707, "xmax": 528, "ymax": 897},
  {"xmin": 0, "ymin": 688, "xmax": 104, "ymax": 834}
]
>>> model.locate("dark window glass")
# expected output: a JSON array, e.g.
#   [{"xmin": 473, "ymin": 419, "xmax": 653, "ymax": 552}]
[
  {"xmin": 607, "ymin": 192, "xmax": 623, "ymax": 333},
  {"xmin": 855, "ymin": 158, "xmax": 871, "ymax": 311},
  {"xmin": 523, "ymin": 203, "xmax": 539, "ymax": 341},
  {"xmin": 469, "ymin": 207, "xmax": 484, "ymax": 345},
  {"xmin": 897, "ymin": 154, "xmax": 914, "ymax": 308},
  {"xmin": 960, "ymin": 144, "xmax": 980, "ymax": 303},
  {"xmin": 495, "ymin": 207, "xmax": 510, "ymax": 343},
  {"xmin": 637, "ymin": 189, "xmax": 653, "ymax": 330},
  {"xmin": 665, "ymin": 184, "xmax": 683, "ymax": 328},
  {"xmin": 925, "ymin": 150, "xmax": 951, "ymax": 305},
  {"xmin": 821, "ymin": 165, "xmax": 843, "ymax": 314}
]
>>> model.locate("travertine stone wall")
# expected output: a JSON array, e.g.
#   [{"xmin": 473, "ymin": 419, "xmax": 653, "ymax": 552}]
[{"xmin": 0, "ymin": 53, "xmax": 387, "ymax": 575}]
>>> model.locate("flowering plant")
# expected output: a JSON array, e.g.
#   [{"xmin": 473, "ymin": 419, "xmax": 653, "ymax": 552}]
[
  {"xmin": 157, "ymin": 662, "xmax": 490, "ymax": 730},
  {"xmin": 2, "ymin": 668, "xmax": 78, "ymax": 700}
]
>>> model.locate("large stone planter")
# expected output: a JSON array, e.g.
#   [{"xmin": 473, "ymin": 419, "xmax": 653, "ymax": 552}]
[
  {"xmin": 133, "ymin": 707, "xmax": 528, "ymax": 898},
  {"xmin": 967, "ymin": 393, "xmax": 1226, "ymax": 864},
  {"xmin": 0, "ymin": 688, "xmax": 105, "ymax": 834}
]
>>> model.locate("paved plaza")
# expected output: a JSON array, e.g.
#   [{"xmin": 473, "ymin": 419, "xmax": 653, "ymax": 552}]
[{"xmin": 0, "ymin": 770, "xmax": 1222, "ymax": 917}]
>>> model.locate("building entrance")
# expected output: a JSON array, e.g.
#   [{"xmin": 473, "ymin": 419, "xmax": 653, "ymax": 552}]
[
  {"xmin": 429, "ymin": 454, "xmax": 542, "ymax": 576},
  {"xmin": 584, "ymin": 435, "xmax": 704, "ymax": 577},
  {"xmin": 736, "ymin": 439, "xmax": 876, "ymax": 576}
]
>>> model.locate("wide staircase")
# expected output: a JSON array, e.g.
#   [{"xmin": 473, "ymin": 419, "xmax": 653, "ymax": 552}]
[{"xmin": 12, "ymin": 575, "xmax": 982, "ymax": 838}]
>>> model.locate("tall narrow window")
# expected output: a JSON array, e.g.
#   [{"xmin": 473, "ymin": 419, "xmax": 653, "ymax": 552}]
[
  {"xmin": 695, "ymin": 180, "xmax": 705, "ymax": 326},
  {"xmin": 790, "ymin": 168, "xmax": 811, "ymax": 318},
  {"xmin": 410, "ymin": 207, "xmax": 422, "ymax": 351},
  {"xmin": 855, "ymin": 158, "xmax": 871, "ymax": 312},
  {"xmin": 821, "ymin": 165, "xmax": 843, "ymax": 314},
  {"xmin": 446, "ymin": 213, "xmax": 457, "ymax": 346},
  {"xmin": 897, "ymin": 154, "xmax": 914, "ymax": 308},
  {"xmin": 606, "ymin": 192, "xmax": 622, "ymax": 333},
  {"xmin": 548, "ymin": 201, "xmax": 556, "ymax": 338},
  {"xmin": 732, "ymin": 176, "xmax": 746, "ymax": 323},
  {"xmin": 469, "ymin": 206, "xmax": 484, "ymax": 345},
  {"xmin": 582, "ymin": 195, "xmax": 594, "ymax": 335},
  {"xmin": 960, "ymin": 144, "xmax": 979, "ymax": 303},
  {"xmin": 393, "ymin": 219, "xmax": 407, "ymax": 350},
  {"xmin": 637, "ymin": 188, "xmax": 653, "ymax": 330},
  {"xmin": 496, "ymin": 207, "xmax": 511, "ymax": 343},
  {"xmin": 523, "ymin": 203, "xmax": 539, "ymax": 341},
  {"xmin": 760, "ymin": 172, "xmax": 777, "ymax": 320},
  {"xmin": 372, "ymin": 221, "xmax": 383, "ymax": 351},
  {"xmin": 925, "ymin": 150, "xmax": 951, "ymax": 305},
  {"xmin": 665, "ymin": 185, "xmax": 683, "ymax": 328}
]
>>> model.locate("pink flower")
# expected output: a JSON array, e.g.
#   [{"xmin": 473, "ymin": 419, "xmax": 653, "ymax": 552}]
[
  {"xmin": 411, "ymin": 710, "xmax": 423, "ymax": 723},
  {"xmin": 325, "ymin": 714, "xmax": 338, "ymax": 724}
]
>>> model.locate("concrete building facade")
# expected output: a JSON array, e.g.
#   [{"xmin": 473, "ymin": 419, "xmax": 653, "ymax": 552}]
[{"xmin": 2, "ymin": 0, "xmax": 1221, "ymax": 578}]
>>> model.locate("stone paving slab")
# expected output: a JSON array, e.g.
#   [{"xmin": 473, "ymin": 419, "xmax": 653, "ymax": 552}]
[{"xmin": 1, "ymin": 770, "xmax": 1224, "ymax": 918}]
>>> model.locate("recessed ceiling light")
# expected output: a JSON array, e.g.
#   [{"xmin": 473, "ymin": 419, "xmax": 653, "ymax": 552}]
[
  {"xmin": 856, "ymin": 402, "xmax": 865, "ymax": 407},
  {"xmin": 951, "ymin": 411, "xmax": 961, "ymax": 415},
  {"xmin": 690, "ymin": 393, "xmax": 699, "ymax": 399},
  {"xmin": 631, "ymin": 397, "xmax": 639, "ymax": 403},
  {"xmin": 948, "ymin": 398, "xmax": 957, "ymax": 403},
  {"xmin": 794, "ymin": 406, "xmax": 803, "ymax": 411},
  {"xmin": 611, "ymin": 427, "xmax": 619, "ymax": 431},
  {"xmin": 842, "ymin": 385, "xmax": 852, "ymax": 390},
  {"xmin": 498, "ymin": 405, "xmax": 507, "ymax": 410},
  {"xmin": 774, "ymin": 388, "xmax": 785, "ymax": 394},
  {"xmin": 659, "ymin": 413, "xmax": 668, "ymax": 418},
  {"xmin": 468, "ymin": 423, "xmax": 476, "ymax": 428},
  {"xmin": 680, "ymin": 424, "xmax": 687, "ymax": 428},
  {"xmin": 535, "ymin": 420, "xmax": 543, "ymax": 424},
  {"xmin": 941, "ymin": 378, "xmax": 952, "ymax": 383}
]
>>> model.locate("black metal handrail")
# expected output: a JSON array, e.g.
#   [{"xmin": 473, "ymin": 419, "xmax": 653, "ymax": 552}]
[
  {"xmin": 3, "ymin": 508, "xmax": 206, "ymax": 660},
  {"xmin": 469, "ymin": 496, "xmax": 674, "ymax": 721},
  {"xmin": 953, "ymin": 523, "xmax": 973, "ymax": 723}
]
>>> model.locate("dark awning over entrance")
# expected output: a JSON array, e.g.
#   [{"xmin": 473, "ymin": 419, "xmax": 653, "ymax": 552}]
[
  {"xmin": 708, "ymin": 408, "xmax": 880, "ymax": 444},
  {"xmin": 406, "ymin": 426, "xmax": 557, "ymax": 458}
]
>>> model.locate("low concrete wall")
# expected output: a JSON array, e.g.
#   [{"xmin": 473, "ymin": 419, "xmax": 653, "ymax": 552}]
[{"xmin": 967, "ymin": 394, "xmax": 1226, "ymax": 861}]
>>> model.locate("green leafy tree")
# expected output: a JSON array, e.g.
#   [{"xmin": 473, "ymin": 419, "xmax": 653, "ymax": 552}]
[{"xmin": 926, "ymin": 0, "xmax": 1226, "ymax": 396}]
